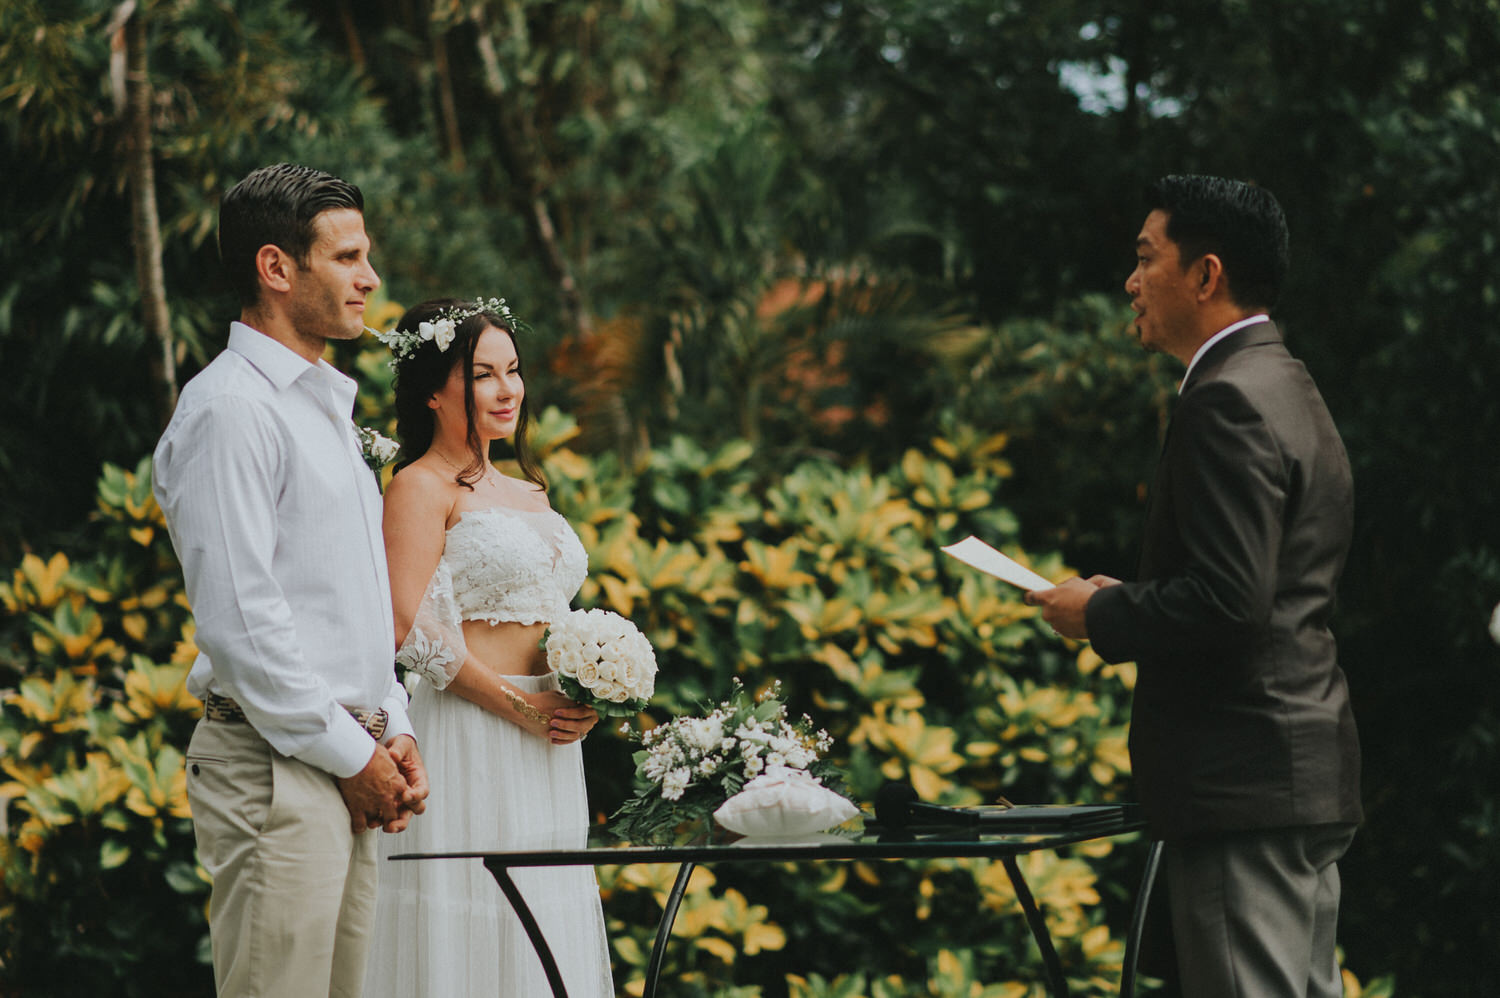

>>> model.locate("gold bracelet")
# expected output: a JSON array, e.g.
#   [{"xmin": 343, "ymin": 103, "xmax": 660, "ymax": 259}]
[{"xmin": 503, "ymin": 686, "xmax": 551, "ymax": 725}]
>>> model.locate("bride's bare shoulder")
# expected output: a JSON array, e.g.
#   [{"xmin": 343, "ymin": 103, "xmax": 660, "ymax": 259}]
[{"xmin": 384, "ymin": 460, "xmax": 458, "ymax": 522}]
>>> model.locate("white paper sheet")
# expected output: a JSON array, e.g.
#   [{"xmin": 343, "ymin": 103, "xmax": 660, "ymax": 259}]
[{"xmin": 941, "ymin": 535, "xmax": 1054, "ymax": 591}]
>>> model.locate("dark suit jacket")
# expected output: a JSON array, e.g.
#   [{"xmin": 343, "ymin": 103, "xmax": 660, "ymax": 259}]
[{"xmin": 1086, "ymin": 320, "xmax": 1362, "ymax": 841}]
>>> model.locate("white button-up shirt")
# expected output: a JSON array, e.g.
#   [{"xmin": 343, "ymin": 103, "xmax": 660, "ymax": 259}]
[{"xmin": 154, "ymin": 322, "xmax": 413, "ymax": 777}]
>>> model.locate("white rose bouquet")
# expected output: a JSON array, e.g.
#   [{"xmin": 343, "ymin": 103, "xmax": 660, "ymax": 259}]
[
  {"xmin": 609, "ymin": 680, "xmax": 851, "ymax": 842},
  {"xmin": 543, "ymin": 608, "xmax": 657, "ymax": 718}
]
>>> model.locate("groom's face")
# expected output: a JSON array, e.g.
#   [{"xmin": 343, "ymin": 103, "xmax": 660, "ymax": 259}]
[{"xmin": 284, "ymin": 208, "xmax": 381, "ymax": 344}]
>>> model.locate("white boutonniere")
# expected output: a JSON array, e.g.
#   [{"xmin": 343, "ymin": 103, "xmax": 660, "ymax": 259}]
[{"xmin": 356, "ymin": 425, "xmax": 400, "ymax": 473}]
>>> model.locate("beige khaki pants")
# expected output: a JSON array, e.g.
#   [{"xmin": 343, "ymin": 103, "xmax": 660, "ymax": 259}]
[{"xmin": 186, "ymin": 719, "xmax": 377, "ymax": 998}]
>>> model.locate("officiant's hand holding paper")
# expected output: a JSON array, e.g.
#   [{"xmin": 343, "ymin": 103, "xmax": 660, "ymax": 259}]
[
  {"xmin": 1024, "ymin": 575, "xmax": 1121, "ymax": 640},
  {"xmin": 942, "ymin": 535, "xmax": 1118, "ymax": 640}
]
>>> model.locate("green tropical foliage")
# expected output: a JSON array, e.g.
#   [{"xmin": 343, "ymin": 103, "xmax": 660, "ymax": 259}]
[{"xmin": 0, "ymin": 461, "xmax": 204, "ymax": 995}]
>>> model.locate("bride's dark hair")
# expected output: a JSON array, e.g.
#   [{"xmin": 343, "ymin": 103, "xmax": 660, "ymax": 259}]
[{"xmin": 390, "ymin": 297, "xmax": 547, "ymax": 491}]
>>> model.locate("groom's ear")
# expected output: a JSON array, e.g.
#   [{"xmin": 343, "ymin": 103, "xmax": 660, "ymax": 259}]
[
  {"xmin": 256, "ymin": 244, "xmax": 296, "ymax": 294},
  {"xmin": 427, "ymin": 394, "xmax": 440, "ymax": 411}
]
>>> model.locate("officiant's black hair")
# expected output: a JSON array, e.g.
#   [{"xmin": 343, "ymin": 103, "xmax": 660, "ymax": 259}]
[
  {"xmin": 218, "ymin": 163, "xmax": 365, "ymax": 307},
  {"xmin": 1146, "ymin": 175, "xmax": 1289, "ymax": 311},
  {"xmin": 390, "ymin": 298, "xmax": 547, "ymax": 492}
]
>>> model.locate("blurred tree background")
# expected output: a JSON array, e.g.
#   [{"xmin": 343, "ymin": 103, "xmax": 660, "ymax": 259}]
[{"xmin": 3, "ymin": 0, "xmax": 1498, "ymax": 994}]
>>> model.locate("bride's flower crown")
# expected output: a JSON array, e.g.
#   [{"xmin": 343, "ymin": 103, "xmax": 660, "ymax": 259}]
[{"xmin": 370, "ymin": 296, "xmax": 519, "ymax": 364}]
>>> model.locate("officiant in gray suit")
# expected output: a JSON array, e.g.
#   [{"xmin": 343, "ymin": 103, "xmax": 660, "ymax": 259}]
[{"xmin": 1027, "ymin": 174, "xmax": 1361, "ymax": 998}]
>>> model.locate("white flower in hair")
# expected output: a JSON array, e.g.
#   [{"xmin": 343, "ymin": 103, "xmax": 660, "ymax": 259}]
[{"xmin": 371, "ymin": 296, "xmax": 520, "ymax": 367}]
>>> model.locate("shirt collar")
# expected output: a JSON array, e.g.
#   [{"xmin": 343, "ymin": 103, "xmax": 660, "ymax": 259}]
[
  {"xmin": 1180, "ymin": 314, "xmax": 1271, "ymax": 393},
  {"xmin": 227, "ymin": 321, "xmax": 318, "ymax": 391},
  {"xmin": 227, "ymin": 321, "xmax": 358, "ymax": 411}
]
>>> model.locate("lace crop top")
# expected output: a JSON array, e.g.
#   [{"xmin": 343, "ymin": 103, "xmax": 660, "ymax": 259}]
[
  {"xmin": 394, "ymin": 505, "xmax": 588, "ymax": 690},
  {"xmin": 444, "ymin": 506, "xmax": 588, "ymax": 626}
]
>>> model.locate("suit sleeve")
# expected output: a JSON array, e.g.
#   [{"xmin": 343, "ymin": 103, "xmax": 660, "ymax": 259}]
[{"xmin": 1086, "ymin": 380, "xmax": 1286, "ymax": 665}]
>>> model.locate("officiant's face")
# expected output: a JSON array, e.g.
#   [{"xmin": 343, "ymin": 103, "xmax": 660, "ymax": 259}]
[
  {"xmin": 285, "ymin": 208, "xmax": 381, "ymax": 343},
  {"xmin": 1126, "ymin": 210, "xmax": 1198, "ymax": 360}
]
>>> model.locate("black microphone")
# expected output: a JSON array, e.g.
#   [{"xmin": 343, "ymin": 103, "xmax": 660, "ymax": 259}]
[{"xmin": 873, "ymin": 780, "xmax": 919, "ymax": 828}]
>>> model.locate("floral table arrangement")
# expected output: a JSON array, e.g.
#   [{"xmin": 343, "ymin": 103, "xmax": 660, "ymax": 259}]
[
  {"xmin": 610, "ymin": 680, "xmax": 857, "ymax": 842},
  {"xmin": 543, "ymin": 608, "xmax": 658, "ymax": 718}
]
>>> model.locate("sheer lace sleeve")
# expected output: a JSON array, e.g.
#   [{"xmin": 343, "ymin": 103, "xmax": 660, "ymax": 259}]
[{"xmin": 394, "ymin": 559, "xmax": 467, "ymax": 690}]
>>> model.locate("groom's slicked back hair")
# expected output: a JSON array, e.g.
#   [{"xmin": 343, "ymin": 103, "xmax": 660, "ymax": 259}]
[
  {"xmin": 1146, "ymin": 174, "xmax": 1289, "ymax": 311},
  {"xmin": 218, "ymin": 163, "xmax": 365, "ymax": 308}
]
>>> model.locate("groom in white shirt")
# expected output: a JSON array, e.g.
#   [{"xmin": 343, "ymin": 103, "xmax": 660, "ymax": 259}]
[{"xmin": 154, "ymin": 163, "xmax": 429, "ymax": 997}]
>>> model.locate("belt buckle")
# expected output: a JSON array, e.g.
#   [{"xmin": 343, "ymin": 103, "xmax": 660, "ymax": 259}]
[
  {"xmin": 356, "ymin": 708, "xmax": 389, "ymax": 741},
  {"xmin": 204, "ymin": 692, "xmax": 245, "ymax": 723}
]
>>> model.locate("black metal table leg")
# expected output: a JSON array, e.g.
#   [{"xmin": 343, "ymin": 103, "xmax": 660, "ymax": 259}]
[
  {"xmin": 1120, "ymin": 840, "xmax": 1163, "ymax": 998},
  {"xmin": 1001, "ymin": 854, "xmax": 1069, "ymax": 997},
  {"xmin": 643, "ymin": 862, "xmax": 696, "ymax": 998},
  {"xmin": 484, "ymin": 859, "xmax": 570, "ymax": 997}
]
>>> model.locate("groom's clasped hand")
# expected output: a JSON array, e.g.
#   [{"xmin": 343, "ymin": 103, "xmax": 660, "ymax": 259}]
[{"xmin": 336, "ymin": 734, "xmax": 431, "ymax": 834}]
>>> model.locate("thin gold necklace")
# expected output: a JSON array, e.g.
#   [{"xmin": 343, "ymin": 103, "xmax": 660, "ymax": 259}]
[{"xmin": 433, "ymin": 448, "xmax": 495, "ymax": 487}]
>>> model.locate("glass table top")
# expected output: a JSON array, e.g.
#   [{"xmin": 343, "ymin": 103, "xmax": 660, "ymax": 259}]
[{"xmin": 391, "ymin": 803, "xmax": 1144, "ymax": 867}]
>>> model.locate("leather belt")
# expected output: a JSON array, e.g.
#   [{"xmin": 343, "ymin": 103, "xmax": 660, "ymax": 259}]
[{"xmin": 203, "ymin": 691, "xmax": 388, "ymax": 741}]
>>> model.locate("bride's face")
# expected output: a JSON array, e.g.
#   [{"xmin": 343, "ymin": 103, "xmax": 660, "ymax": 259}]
[{"xmin": 430, "ymin": 325, "xmax": 524, "ymax": 442}]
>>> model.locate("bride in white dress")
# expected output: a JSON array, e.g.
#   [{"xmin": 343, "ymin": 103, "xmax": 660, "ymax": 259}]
[{"xmin": 364, "ymin": 297, "xmax": 612, "ymax": 997}]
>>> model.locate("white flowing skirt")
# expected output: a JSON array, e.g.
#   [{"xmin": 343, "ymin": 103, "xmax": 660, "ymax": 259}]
[{"xmin": 365, "ymin": 673, "xmax": 613, "ymax": 998}]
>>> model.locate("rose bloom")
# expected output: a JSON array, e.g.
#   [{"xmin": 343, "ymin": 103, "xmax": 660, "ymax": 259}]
[
  {"xmin": 372, "ymin": 437, "xmax": 398, "ymax": 463},
  {"xmin": 576, "ymin": 661, "xmax": 600, "ymax": 686},
  {"xmin": 554, "ymin": 648, "xmax": 584, "ymax": 677}
]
